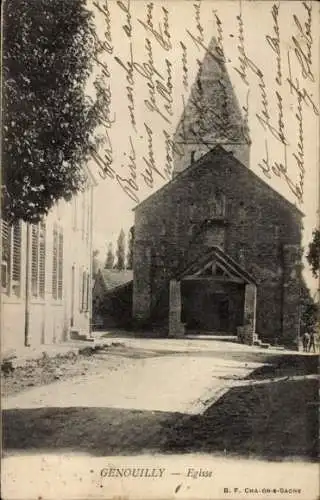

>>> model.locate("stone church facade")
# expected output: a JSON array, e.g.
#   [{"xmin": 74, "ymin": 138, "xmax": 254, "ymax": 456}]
[{"xmin": 132, "ymin": 38, "xmax": 303, "ymax": 347}]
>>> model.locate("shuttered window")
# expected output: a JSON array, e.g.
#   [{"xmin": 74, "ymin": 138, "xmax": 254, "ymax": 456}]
[
  {"xmin": 52, "ymin": 224, "xmax": 63, "ymax": 300},
  {"xmin": 1, "ymin": 220, "xmax": 21, "ymax": 296},
  {"xmin": 52, "ymin": 225, "xmax": 58, "ymax": 299},
  {"xmin": 58, "ymin": 230, "xmax": 63, "ymax": 299},
  {"xmin": 39, "ymin": 222, "xmax": 46, "ymax": 298},
  {"xmin": 1, "ymin": 220, "xmax": 11, "ymax": 292},
  {"xmin": 31, "ymin": 224, "xmax": 39, "ymax": 296},
  {"xmin": 12, "ymin": 222, "xmax": 21, "ymax": 288},
  {"xmin": 31, "ymin": 222, "xmax": 46, "ymax": 298}
]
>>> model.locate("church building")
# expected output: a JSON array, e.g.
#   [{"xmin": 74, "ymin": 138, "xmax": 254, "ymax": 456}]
[{"xmin": 132, "ymin": 38, "xmax": 303, "ymax": 347}]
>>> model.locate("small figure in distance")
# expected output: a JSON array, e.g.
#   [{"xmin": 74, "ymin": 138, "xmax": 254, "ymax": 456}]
[
  {"xmin": 302, "ymin": 331, "xmax": 310, "ymax": 352},
  {"xmin": 308, "ymin": 329, "xmax": 316, "ymax": 353}
]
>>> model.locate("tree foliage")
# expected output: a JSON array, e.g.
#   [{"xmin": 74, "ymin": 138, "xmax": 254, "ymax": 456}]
[
  {"xmin": 105, "ymin": 243, "xmax": 114, "ymax": 270},
  {"xmin": 92, "ymin": 249, "xmax": 100, "ymax": 278},
  {"xmin": 300, "ymin": 281, "xmax": 318, "ymax": 334},
  {"xmin": 306, "ymin": 229, "xmax": 320, "ymax": 278},
  {"xmin": 116, "ymin": 229, "xmax": 126, "ymax": 270},
  {"xmin": 127, "ymin": 226, "xmax": 134, "ymax": 270},
  {"xmin": 2, "ymin": 0, "xmax": 99, "ymax": 222}
]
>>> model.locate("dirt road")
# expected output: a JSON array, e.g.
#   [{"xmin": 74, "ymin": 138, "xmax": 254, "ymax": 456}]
[{"xmin": 2, "ymin": 338, "xmax": 318, "ymax": 461}]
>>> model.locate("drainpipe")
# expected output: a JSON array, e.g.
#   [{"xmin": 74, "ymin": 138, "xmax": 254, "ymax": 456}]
[
  {"xmin": 24, "ymin": 223, "xmax": 31, "ymax": 346},
  {"xmin": 88, "ymin": 184, "xmax": 94, "ymax": 337}
]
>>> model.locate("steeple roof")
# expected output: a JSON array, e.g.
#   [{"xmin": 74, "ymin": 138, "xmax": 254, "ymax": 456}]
[{"xmin": 174, "ymin": 37, "xmax": 249, "ymax": 147}]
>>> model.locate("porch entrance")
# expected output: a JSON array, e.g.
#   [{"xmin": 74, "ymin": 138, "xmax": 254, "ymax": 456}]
[
  {"xmin": 181, "ymin": 279, "xmax": 245, "ymax": 333},
  {"xmin": 168, "ymin": 246, "xmax": 257, "ymax": 338}
]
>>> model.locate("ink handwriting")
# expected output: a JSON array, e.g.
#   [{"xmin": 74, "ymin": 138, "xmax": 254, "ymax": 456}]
[
  {"xmin": 292, "ymin": 1, "xmax": 314, "ymax": 82},
  {"xmin": 116, "ymin": 0, "xmax": 132, "ymax": 38},
  {"xmin": 91, "ymin": 0, "xmax": 317, "ymax": 208},
  {"xmin": 116, "ymin": 136, "xmax": 139, "ymax": 203},
  {"xmin": 141, "ymin": 122, "xmax": 166, "ymax": 189},
  {"xmin": 114, "ymin": 44, "xmax": 137, "ymax": 131},
  {"xmin": 266, "ymin": 3, "xmax": 282, "ymax": 86},
  {"xmin": 90, "ymin": 0, "xmax": 115, "ymax": 182},
  {"xmin": 137, "ymin": 3, "xmax": 172, "ymax": 51},
  {"xmin": 180, "ymin": 41, "xmax": 188, "ymax": 90}
]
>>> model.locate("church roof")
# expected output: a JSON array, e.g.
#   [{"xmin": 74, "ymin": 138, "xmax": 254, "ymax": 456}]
[
  {"xmin": 174, "ymin": 37, "xmax": 249, "ymax": 147},
  {"xmin": 133, "ymin": 145, "xmax": 304, "ymax": 217},
  {"xmin": 98, "ymin": 269, "xmax": 133, "ymax": 292}
]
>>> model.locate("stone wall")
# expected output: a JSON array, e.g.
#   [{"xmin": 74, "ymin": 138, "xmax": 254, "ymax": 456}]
[
  {"xmin": 282, "ymin": 244, "xmax": 303, "ymax": 348},
  {"xmin": 132, "ymin": 242, "xmax": 152, "ymax": 324}
]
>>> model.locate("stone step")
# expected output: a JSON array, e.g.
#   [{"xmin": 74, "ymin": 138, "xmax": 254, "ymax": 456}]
[
  {"xmin": 69, "ymin": 329, "xmax": 93, "ymax": 342},
  {"xmin": 260, "ymin": 342, "xmax": 270, "ymax": 349}
]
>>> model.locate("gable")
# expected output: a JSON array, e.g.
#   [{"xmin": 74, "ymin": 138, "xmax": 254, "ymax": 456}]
[
  {"xmin": 134, "ymin": 145, "xmax": 303, "ymax": 219},
  {"xmin": 179, "ymin": 245, "xmax": 256, "ymax": 284}
]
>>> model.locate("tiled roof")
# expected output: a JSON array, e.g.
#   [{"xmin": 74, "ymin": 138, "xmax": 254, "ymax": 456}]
[{"xmin": 100, "ymin": 269, "xmax": 133, "ymax": 291}]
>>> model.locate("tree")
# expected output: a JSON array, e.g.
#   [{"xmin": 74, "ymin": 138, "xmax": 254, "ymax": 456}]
[
  {"xmin": 92, "ymin": 249, "xmax": 100, "ymax": 278},
  {"xmin": 105, "ymin": 243, "xmax": 114, "ymax": 270},
  {"xmin": 116, "ymin": 229, "xmax": 126, "ymax": 270},
  {"xmin": 2, "ymin": 0, "xmax": 100, "ymax": 223},
  {"xmin": 126, "ymin": 226, "xmax": 134, "ymax": 270},
  {"xmin": 306, "ymin": 229, "xmax": 320, "ymax": 278},
  {"xmin": 300, "ymin": 282, "xmax": 318, "ymax": 334}
]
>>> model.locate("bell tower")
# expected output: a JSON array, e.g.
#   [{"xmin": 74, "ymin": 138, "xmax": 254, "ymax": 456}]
[{"xmin": 173, "ymin": 37, "xmax": 251, "ymax": 175}]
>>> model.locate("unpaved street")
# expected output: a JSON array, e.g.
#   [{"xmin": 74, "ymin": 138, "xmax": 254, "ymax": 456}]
[{"xmin": 2, "ymin": 338, "xmax": 319, "ymax": 461}]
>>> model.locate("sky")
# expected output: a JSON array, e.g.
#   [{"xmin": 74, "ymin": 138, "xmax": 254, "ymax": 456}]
[{"xmin": 86, "ymin": 0, "xmax": 319, "ymax": 295}]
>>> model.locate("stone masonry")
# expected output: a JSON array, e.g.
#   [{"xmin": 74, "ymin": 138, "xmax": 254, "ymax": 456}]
[
  {"xmin": 132, "ymin": 36, "xmax": 303, "ymax": 347},
  {"xmin": 133, "ymin": 146, "xmax": 303, "ymax": 346}
]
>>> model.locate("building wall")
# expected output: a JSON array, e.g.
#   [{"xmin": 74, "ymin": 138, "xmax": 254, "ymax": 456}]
[
  {"xmin": 1, "ymin": 187, "xmax": 93, "ymax": 352},
  {"xmin": 133, "ymin": 148, "xmax": 303, "ymax": 343}
]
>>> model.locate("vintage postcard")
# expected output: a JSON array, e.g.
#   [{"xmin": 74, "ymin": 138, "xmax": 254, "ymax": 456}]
[{"xmin": 1, "ymin": 0, "xmax": 319, "ymax": 499}]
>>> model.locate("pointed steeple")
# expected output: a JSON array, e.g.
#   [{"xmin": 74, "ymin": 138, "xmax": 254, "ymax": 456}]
[{"xmin": 173, "ymin": 37, "xmax": 250, "ymax": 175}]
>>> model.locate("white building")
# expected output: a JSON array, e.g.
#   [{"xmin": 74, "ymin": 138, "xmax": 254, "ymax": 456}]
[{"xmin": 1, "ymin": 184, "xmax": 94, "ymax": 352}]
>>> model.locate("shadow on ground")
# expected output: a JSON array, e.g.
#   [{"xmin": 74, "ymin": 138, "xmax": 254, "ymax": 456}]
[
  {"xmin": 3, "ymin": 377, "xmax": 318, "ymax": 461},
  {"xmin": 246, "ymin": 354, "xmax": 319, "ymax": 380}
]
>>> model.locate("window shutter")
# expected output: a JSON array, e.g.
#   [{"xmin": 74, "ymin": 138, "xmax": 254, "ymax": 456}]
[
  {"xmin": 52, "ymin": 225, "xmax": 58, "ymax": 299},
  {"xmin": 58, "ymin": 229, "xmax": 63, "ymax": 299},
  {"xmin": 39, "ymin": 222, "xmax": 46, "ymax": 298},
  {"xmin": 11, "ymin": 222, "xmax": 21, "ymax": 295},
  {"xmin": 31, "ymin": 224, "xmax": 39, "ymax": 297},
  {"xmin": 1, "ymin": 220, "xmax": 11, "ymax": 292}
]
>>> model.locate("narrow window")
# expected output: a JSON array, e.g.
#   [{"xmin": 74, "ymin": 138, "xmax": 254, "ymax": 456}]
[
  {"xmin": 52, "ymin": 225, "xmax": 58, "ymax": 299},
  {"xmin": 39, "ymin": 222, "xmax": 46, "ymax": 298},
  {"xmin": 1, "ymin": 220, "xmax": 11, "ymax": 293},
  {"xmin": 1, "ymin": 221, "xmax": 22, "ymax": 296},
  {"xmin": 31, "ymin": 224, "xmax": 39, "ymax": 296},
  {"xmin": 58, "ymin": 228, "xmax": 63, "ymax": 299},
  {"xmin": 11, "ymin": 222, "xmax": 22, "ymax": 296}
]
